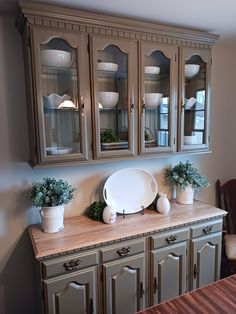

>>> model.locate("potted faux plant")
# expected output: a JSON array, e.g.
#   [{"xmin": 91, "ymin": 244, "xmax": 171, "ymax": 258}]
[
  {"xmin": 165, "ymin": 161, "xmax": 209, "ymax": 204},
  {"xmin": 29, "ymin": 177, "xmax": 76, "ymax": 233}
]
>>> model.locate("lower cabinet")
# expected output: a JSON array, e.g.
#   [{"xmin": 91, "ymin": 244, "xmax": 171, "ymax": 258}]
[
  {"xmin": 38, "ymin": 217, "xmax": 223, "ymax": 314},
  {"xmin": 102, "ymin": 253, "xmax": 146, "ymax": 314},
  {"xmin": 151, "ymin": 242, "xmax": 187, "ymax": 304},
  {"xmin": 44, "ymin": 266, "xmax": 97, "ymax": 314},
  {"xmin": 190, "ymin": 232, "xmax": 222, "ymax": 290}
]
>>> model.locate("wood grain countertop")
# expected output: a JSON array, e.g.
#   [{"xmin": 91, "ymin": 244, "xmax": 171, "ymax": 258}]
[
  {"xmin": 28, "ymin": 200, "xmax": 226, "ymax": 260},
  {"xmin": 137, "ymin": 274, "xmax": 236, "ymax": 314}
]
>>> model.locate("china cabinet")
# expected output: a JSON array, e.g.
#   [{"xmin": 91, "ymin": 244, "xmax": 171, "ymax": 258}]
[{"xmin": 17, "ymin": 1, "xmax": 219, "ymax": 167}]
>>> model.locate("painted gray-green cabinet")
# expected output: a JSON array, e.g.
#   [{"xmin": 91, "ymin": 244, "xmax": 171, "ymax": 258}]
[
  {"xmin": 102, "ymin": 254, "xmax": 146, "ymax": 314},
  {"xmin": 43, "ymin": 266, "xmax": 97, "ymax": 314},
  {"xmin": 190, "ymin": 232, "xmax": 222, "ymax": 290},
  {"xmin": 151, "ymin": 242, "xmax": 187, "ymax": 304}
]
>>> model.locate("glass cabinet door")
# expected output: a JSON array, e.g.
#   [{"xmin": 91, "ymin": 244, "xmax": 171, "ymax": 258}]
[
  {"xmin": 139, "ymin": 43, "xmax": 177, "ymax": 155},
  {"xmin": 179, "ymin": 47, "xmax": 211, "ymax": 151},
  {"xmin": 32, "ymin": 29, "xmax": 89, "ymax": 163},
  {"xmin": 90, "ymin": 36, "xmax": 137, "ymax": 159}
]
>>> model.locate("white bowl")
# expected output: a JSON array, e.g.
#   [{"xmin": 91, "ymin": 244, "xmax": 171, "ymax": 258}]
[
  {"xmin": 98, "ymin": 92, "xmax": 119, "ymax": 108},
  {"xmin": 145, "ymin": 66, "xmax": 160, "ymax": 75},
  {"xmin": 185, "ymin": 64, "xmax": 200, "ymax": 78},
  {"xmin": 41, "ymin": 49, "xmax": 72, "ymax": 67},
  {"xmin": 97, "ymin": 62, "xmax": 118, "ymax": 72},
  {"xmin": 43, "ymin": 93, "xmax": 70, "ymax": 108},
  {"xmin": 184, "ymin": 135, "xmax": 196, "ymax": 145},
  {"xmin": 145, "ymin": 93, "xmax": 163, "ymax": 108}
]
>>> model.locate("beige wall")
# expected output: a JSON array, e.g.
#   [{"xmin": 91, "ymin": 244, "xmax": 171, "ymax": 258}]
[{"xmin": 0, "ymin": 14, "xmax": 235, "ymax": 314}]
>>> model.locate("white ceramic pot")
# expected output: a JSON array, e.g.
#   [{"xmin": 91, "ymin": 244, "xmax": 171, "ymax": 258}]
[
  {"xmin": 176, "ymin": 185, "xmax": 194, "ymax": 205},
  {"xmin": 156, "ymin": 193, "xmax": 170, "ymax": 214},
  {"xmin": 40, "ymin": 205, "xmax": 64, "ymax": 233},
  {"xmin": 103, "ymin": 205, "xmax": 117, "ymax": 224}
]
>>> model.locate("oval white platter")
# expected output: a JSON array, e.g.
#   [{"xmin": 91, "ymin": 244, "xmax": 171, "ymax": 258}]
[{"xmin": 103, "ymin": 168, "xmax": 158, "ymax": 214}]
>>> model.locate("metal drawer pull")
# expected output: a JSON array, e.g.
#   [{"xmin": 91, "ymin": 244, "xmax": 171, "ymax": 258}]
[
  {"xmin": 140, "ymin": 282, "xmax": 144, "ymax": 299},
  {"xmin": 63, "ymin": 259, "xmax": 81, "ymax": 271},
  {"xmin": 166, "ymin": 235, "xmax": 177, "ymax": 244},
  {"xmin": 154, "ymin": 277, "xmax": 158, "ymax": 294},
  {"xmin": 117, "ymin": 247, "xmax": 131, "ymax": 257},
  {"xmin": 193, "ymin": 264, "xmax": 198, "ymax": 279},
  {"xmin": 203, "ymin": 225, "xmax": 213, "ymax": 234}
]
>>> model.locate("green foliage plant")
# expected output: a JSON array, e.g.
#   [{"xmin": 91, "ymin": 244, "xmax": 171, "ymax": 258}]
[
  {"xmin": 100, "ymin": 128, "xmax": 119, "ymax": 143},
  {"xmin": 29, "ymin": 177, "xmax": 76, "ymax": 207},
  {"xmin": 88, "ymin": 201, "xmax": 106, "ymax": 221},
  {"xmin": 165, "ymin": 160, "xmax": 209, "ymax": 191}
]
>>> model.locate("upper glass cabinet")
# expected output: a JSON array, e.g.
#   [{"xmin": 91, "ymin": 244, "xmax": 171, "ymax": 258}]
[
  {"xmin": 139, "ymin": 43, "xmax": 177, "ymax": 155},
  {"xmin": 179, "ymin": 47, "xmax": 211, "ymax": 151},
  {"xmin": 32, "ymin": 29, "xmax": 89, "ymax": 163},
  {"xmin": 90, "ymin": 36, "xmax": 137, "ymax": 159}
]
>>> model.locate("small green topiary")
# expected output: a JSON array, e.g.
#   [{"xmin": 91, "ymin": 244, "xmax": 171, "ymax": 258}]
[
  {"xmin": 88, "ymin": 201, "xmax": 106, "ymax": 221},
  {"xmin": 28, "ymin": 177, "xmax": 76, "ymax": 207},
  {"xmin": 165, "ymin": 160, "xmax": 209, "ymax": 190}
]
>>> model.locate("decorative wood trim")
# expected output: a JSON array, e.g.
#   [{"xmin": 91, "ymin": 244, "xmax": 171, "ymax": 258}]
[{"xmin": 16, "ymin": 1, "xmax": 219, "ymax": 47}]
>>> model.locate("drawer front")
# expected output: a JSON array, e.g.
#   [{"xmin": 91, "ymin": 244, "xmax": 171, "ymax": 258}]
[
  {"xmin": 190, "ymin": 219, "xmax": 223, "ymax": 239},
  {"xmin": 42, "ymin": 250, "xmax": 98, "ymax": 279},
  {"xmin": 101, "ymin": 238, "xmax": 146, "ymax": 263},
  {"xmin": 151, "ymin": 228, "xmax": 189, "ymax": 249}
]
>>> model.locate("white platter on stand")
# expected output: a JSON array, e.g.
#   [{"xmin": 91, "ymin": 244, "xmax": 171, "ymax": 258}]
[{"xmin": 103, "ymin": 168, "xmax": 158, "ymax": 214}]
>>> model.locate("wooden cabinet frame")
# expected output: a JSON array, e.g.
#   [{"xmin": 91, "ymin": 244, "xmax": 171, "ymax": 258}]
[{"xmin": 17, "ymin": 1, "xmax": 219, "ymax": 167}]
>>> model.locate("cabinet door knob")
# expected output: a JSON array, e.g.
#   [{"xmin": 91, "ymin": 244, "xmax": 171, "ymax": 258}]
[
  {"xmin": 165, "ymin": 235, "xmax": 177, "ymax": 244},
  {"xmin": 63, "ymin": 259, "xmax": 81, "ymax": 271},
  {"xmin": 203, "ymin": 225, "xmax": 213, "ymax": 234},
  {"xmin": 117, "ymin": 247, "xmax": 130, "ymax": 257}
]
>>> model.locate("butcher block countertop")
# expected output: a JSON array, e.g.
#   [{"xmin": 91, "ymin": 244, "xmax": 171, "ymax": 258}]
[
  {"xmin": 28, "ymin": 200, "xmax": 226, "ymax": 260},
  {"xmin": 138, "ymin": 274, "xmax": 236, "ymax": 314}
]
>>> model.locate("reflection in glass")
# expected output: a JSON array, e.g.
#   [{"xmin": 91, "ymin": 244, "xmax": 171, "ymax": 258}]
[
  {"xmin": 144, "ymin": 50, "xmax": 170, "ymax": 149},
  {"xmin": 184, "ymin": 55, "xmax": 206, "ymax": 145},
  {"xmin": 40, "ymin": 38, "xmax": 81, "ymax": 156},
  {"xmin": 97, "ymin": 45, "xmax": 129, "ymax": 151}
]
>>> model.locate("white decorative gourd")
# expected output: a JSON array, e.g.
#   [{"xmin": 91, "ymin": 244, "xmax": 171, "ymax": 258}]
[
  {"xmin": 156, "ymin": 193, "xmax": 170, "ymax": 214},
  {"xmin": 103, "ymin": 205, "xmax": 117, "ymax": 224}
]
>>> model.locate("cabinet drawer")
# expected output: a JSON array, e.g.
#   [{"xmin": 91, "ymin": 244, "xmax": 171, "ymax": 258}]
[
  {"xmin": 150, "ymin": 228, "xmax": 189, "ymax": 249},
  {"xmin": 101, "ymin": 238, "xmax": 146, "ymax": 263},
  {"xmin": 42, "ymin": 250, "xmax": 98, "ymax": 279},
  {"xmin": 190, "ymin": 219, "xmax": 223, "ymax": 239}
]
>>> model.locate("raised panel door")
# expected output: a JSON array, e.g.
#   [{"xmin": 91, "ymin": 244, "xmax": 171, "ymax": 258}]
[
  {"xmin": 44, "ymin": 267, "xmax": 97, "ymax": 314},
  {"xmin": 151, "ymin": 242, "xmax": 187, "ymax": 304},
  {"xmin": 190, "ymin": 232, "xmax": 222, "ymax": 290},
  {"xmin": 103, "ymin": 253, "xmax": 145, "ymax": 314}
]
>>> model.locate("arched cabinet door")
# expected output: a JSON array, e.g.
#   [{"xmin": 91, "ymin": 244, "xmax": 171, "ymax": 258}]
[
  {"xmin": 139, "ymin": 42, "xmax": 178, "ymax": 155},
  {"xmin": 190, "ymin": 232, "xmax": 222, "ymax": 290},
  {"xmin": 31, "ymin": 28, "xmax": 90, "ymax": 165},
  {"xmin": 179, "ymin": 47, "xmax": 211, "ymax": 152},
  {"xmin": 90, "ymin": 36, "xmax": 137, "ymax": 159},
  {"xmin": 102, "ymin": 254, "xmax": 146, "ymax": 314},
  {"xmin": 44, "ymin": 266, "xmax": 97, "ymax": 314},
  {"xmin": 151, "ymin": 242, "xmax": 187, "ymax": 305}
]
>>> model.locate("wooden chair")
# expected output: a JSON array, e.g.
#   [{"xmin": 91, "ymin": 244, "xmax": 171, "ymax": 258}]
[{"xmin": 216, "ymin": 179, "xmax": 236, "ymax": 275}]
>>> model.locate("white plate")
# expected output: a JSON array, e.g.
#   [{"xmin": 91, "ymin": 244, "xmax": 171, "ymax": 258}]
[
  {"xmin": 101, "ymin": 141, "xmax": 128, "ymax": 150},
  {"xmin": 46, "ymin": 147, "xmax": 73, "ymax": 155},
  {"xmin": 103, "ymin": 168, "xmax": 158, "ymax": 214}
]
